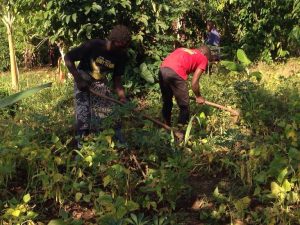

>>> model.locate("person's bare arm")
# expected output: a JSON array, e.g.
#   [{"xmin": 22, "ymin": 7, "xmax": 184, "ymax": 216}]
[
  {"xmin": 191, "ymin": 67, "xmax": 205, "ymax": 104},
  {"xmin": 113, "ymin": 76, "xmax": 127, "ymax": 103},
  {"xmin": 64, "ymin": 47, "xmax": 83, "ymax": 82},
  {"xmin": 64, "ymin": 42, "xmax": 93, "ymax": 90}
]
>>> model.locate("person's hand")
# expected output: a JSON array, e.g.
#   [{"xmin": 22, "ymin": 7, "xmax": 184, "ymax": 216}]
[
  {"xmin": 76, "ymin": 78, "xmax": 90, "ymax": 91},
  {"xmin": 75, "ymin": 70, "xmax": 93, "ymax": 91},
  {"xmin": 196, "ymin": 96, "xmax": 205, "ymax": 104}
]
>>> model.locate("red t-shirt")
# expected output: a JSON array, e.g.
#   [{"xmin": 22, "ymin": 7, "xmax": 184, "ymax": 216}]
[{"xmin": 161, "ymin": 48, "xmax": 208, "ymax": 80}]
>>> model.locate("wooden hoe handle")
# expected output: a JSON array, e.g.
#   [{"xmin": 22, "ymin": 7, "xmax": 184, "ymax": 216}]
[
  {"xmin": 204, "ymin": 100, "xmax": 240, "ymax": 116},
  {"xmin": 89, "ymin": 89, "xmax": 174, "ymax": 132}
]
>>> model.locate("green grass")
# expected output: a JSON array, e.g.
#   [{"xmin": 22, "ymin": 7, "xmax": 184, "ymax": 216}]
[{"xmin": 0, "ymin": 62, "xmax": 299, "ymax": 225}]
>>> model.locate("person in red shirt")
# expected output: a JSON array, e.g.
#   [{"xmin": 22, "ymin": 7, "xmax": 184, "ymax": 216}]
[{"xmin": 159, "ymin": 45, "xmax": 211, "ymax": 126}]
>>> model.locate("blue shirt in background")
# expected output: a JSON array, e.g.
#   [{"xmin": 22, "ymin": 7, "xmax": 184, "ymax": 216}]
[{"xmin": 205, "ymin": 28, "xmax": 220, "ymax": 46}]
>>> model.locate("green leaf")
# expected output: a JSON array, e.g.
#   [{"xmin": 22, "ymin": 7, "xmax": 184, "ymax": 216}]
[
  {"xmin": 84, "ymin": 6, "xmax": 91, "ymax": 15},
  {"xmin": 53, "ymin": 173, "xmax": 64, "ymax": 182},
  {"xmin": 132, "ymin": 33, "xmax": 143, "ymax": 42},
  {"xmin": 73, "ymin": 150, "xmax": 84, "ymax": 159},
  {"xmin": 198, "ymin": 112, "xmax": 206, "ymax": 125},
  {"xmin": 163, "ymin": 4, "xmax": 169, "ymax": 12},
  {"xmin": 48, "ymin": 219, "xmax": 67, "ymax": 225},
  {"xmin": 83, "ymin": 194, "xmax": 91, "ymax": 203},
  {"xmin": 268, "ymin": 155, "xmax": 288, "ymax": 178},
  {"xmin": 27, "ymin": 210, "xmax": 38, "ymax": 218},
  {"xmin": 11, "ymin": 209, "xmax": 21, "ymax": 217},
  {"xmin": 220, "ymin": 60, "xmax": 244, "ymax": 72},
  {"xmin": 98, "ymin": 194, "xmax": 113, "ymax": 205},
  {"xmin": 92, "ymin": 2, "xmax": 102, "ymax": 12},
  {"xmin": 288, "ymin": 147, "xmax": 300, "ymax": 161},
  {"xmin": 139, "ymin": 15, "xmax": 149, "ymax": 26},
  {"xmin": 184, "ymin": 115, "xmax": 195, "ymax": 145},
  {"xmin": 234, "ymin": 196, "xmax": 251, "ymax": 211},
  {"xmin": 199, "ymin": 112, "xmax": 205, "ymax": 119},
  {"xmin": 254, "ymin": 171, "xmax": 267, "ymax": 183},
  {"xmin": 85, "ymin": 155, "xmax": 93, "ymax": 163},
  {"xmin": 72, "ymin": 13, "xmax": 77, "ymax": 22},
  {"xmin": 103, "ymin": 175, "xmax": 111, "ymax": 187},
  {"xmin": 107, "ymin": 7, "xmax": 116, "ymax": 15},
  {"xmin": 287, "ymin": 191, "xmax": 299, "ymax": 204},
  {"xmin": 126, "ymin": 201, "xmax": 139, "ymax": 211},
  {"xmin": 65, "ymin": 15, "xmax": 70, "ymax": 24},
  {"xmin": 271, "ymin": 181, "xmax": 283, "ymax": 195},
  {"xmin": 75, "ymin": 192, "xmax": 83, "ymax": 202},
  {"xmin": 0, "ymin": 83, "xmax": 52, "ymax": 108},
  {"xmin": 250, "ymin": 71, "xmax": 262, "ymax": 82},
  {"xmin": 253, "ymin": 186, "xmax": 261, "ymax": 196},
  {"xmin": 282, "ymin": 179, "xmax": 291, "ymax": 192},
  {"xmin": 213, "ymin": 186, "xmax": 226, "ymax": 201},
  {"xmin": 23, "ymin": 193, "xmax": 31, "ymax": 203},
  {"xmin": 46, "ymin": 1, "xmax": 53, "ymax": 9},
  {"xmin": 51, "ymin": 134, "xmax": 60, "ymax": 143},
  {"xmin": 116, "ymin": 206, "xmax": 127, "ymax": 218},
  {"xmin": 237, "ymin": 49, "xmax": 251, "ymax": 65},
  {"xmin": 277, "ymin": 167, "xmax": 288, "ymax": 184},
  {"xmin": 139, "ymin": 63, "xmax": 154, "ymax": 83},
  {"xmin": 129, "ymin": 213, "xmax": 138, "ymax": 224},
  {"xmin": 120, "ymin": 1, "xmax": 131, "ymax": 9},
  {"xmin": 271, "ymin": 181, "xmax": 286, "ymax": 202}
]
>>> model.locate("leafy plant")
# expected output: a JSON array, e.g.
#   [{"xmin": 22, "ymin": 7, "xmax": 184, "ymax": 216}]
[
  {"xmin": 2, "ymin": 194, "xmax": 38, "ymax": 225},
  {"xmin": 221, "ymin": 49, "xmax": 263, "ymax": 81},
  {"xmin": 0, "ymin": 82, "xmax": 52, "ymax": 108}
]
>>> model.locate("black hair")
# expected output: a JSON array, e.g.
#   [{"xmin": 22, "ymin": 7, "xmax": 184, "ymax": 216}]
[
  {"xmin": 108, "ymin": 25, "xmax": 131, "ymax": 43},
  {"xmin": 199, "ymin": 45, "xmax": 212, "ymax": 61},
  {"xmin": 206, "ymin": 21, "xmax": 216, "ymax": 28}
]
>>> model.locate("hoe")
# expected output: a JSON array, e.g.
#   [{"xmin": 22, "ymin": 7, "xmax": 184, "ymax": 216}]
[{"xmin": 89, "ymin": 88, "xmax": 240, "ymax": 139}]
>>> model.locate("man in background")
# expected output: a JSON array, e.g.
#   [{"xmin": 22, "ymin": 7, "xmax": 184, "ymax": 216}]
[{"xmin": 205, "ymin": 21, "xmax": 220, "ymax": 47}]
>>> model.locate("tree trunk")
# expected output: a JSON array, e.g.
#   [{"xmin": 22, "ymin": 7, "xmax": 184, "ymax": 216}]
[
  {"xmin": 7, "ymin": 25, "xmax": 19, "ymax": 91},
  {"xmin": 2, "ymin": 11, "xmax": 19, "ymax": 91}
]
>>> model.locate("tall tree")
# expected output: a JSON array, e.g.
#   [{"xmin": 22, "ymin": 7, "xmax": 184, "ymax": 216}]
[{"xmin": 1, "ymin": 1, "xmax": 19, "ymax": 91}]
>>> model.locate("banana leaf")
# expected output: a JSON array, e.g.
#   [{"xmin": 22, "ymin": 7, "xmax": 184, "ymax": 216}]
[
  {"xmin": 220, "ymin": 60, "xmax": 245, "ymax": 72},
  {"xmin": 140, "ymin": 63, "xmax": 155, "ymax": 83},
  {"xmin": 0, "ymin": 82, "xmax": 52, "ymax": 109},
  {"xmin": 237, "ymin": 49, "xmax": 251, "ymax": 66}
]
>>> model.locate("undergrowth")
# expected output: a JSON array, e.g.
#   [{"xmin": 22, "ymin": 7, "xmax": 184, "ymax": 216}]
[{"xmin": 0, "ymin": 62, "xmax": 299, "ymax": 224}]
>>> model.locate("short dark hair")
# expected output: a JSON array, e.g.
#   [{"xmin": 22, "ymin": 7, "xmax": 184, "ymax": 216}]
[
  {"xmin": 206, "ymin": 21, "xmax": 215, "ymax": 28},
  {"xmin": 199, "ymin": 45, "xmax": 212, "ymax": 61},
  {"xmin": 108, "ymin": 25, "xmax": 131, "ymax": 43}
]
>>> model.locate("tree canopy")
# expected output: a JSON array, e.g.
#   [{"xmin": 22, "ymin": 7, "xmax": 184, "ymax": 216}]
[{"xmin": 0, "ymin": 0, "xmax": 299, "ymax": 72}]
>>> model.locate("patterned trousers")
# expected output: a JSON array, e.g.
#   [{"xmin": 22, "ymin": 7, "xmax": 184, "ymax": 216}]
[{"xmin": 74, "ymin": 80, "xmax": 114, "ymax": 136}]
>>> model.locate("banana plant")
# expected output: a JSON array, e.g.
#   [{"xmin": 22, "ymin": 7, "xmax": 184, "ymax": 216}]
[
  {"xmin": 0, "ymin": 82, "xmax": 52, "ymax": 108},
  {"xmin": 1, "ymin": 0, "xmax": 19, "ymax": 90},
  {"xmin": 221, "ymin": 49, "xmax": 262, "ymax": 81}
]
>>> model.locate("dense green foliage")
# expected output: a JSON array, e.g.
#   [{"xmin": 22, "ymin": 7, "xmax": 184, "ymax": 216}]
[
  {"xmin": 1, "ymin": 0, "xmax": 300, "ymax": 224},
  {"xmin": 1, "ymin": 0, "xmax": 300, "ymax": 72},
  {"xmin": 204, "ymin": 0, "xmax": 300, "ymax": 60},
  {"xmin": 0, "ymin": 58, "xmax": 299, "ymax": 224}
]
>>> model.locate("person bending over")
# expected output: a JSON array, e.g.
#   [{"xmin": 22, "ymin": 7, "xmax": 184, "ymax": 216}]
[
  {"xmin": 64, "ymin": 25, "xmax": 131, "ymax": 146},
  {"xmin": 159, "ymin": 46, "xmax": 211, "ymax": 126}
]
